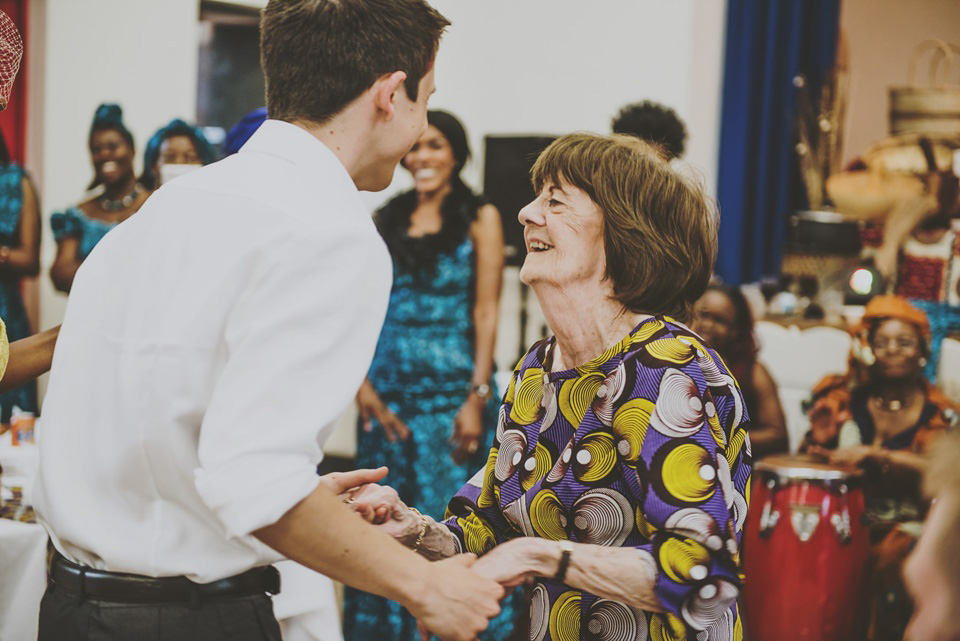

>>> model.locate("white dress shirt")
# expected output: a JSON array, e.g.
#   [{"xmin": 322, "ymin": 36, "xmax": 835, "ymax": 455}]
[{"xmin": 33, "ymin": 120, "xmax": 392, "ymax": 583}]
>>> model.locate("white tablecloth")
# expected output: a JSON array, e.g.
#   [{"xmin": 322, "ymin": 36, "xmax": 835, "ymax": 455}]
[{"xmin": 0, "ymin": 518, "xmax": 47, "ymax": 641}]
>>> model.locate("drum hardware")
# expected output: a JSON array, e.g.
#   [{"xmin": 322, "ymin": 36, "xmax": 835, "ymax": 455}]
[
  {"xmin": 758, "ymin": 478, "xmax": 780, "ymax": 537},
  {"xmin": 830, "ymin": 483, "xmax": 853, "ymax": 544},
  {"xmin": 789, "ymin": 505, "xmax": 821, "ymax": 542}
]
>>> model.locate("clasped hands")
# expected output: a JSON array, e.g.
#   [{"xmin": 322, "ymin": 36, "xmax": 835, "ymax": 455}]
[{"xmin": 326, "ymin": 468, "xmax": 540, "ymax": 589}]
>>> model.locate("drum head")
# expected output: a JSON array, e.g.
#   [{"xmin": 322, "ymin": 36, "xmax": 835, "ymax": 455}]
[{"xmin": 754, "ymin": 454, "xmax": 862, "ymax": 482}]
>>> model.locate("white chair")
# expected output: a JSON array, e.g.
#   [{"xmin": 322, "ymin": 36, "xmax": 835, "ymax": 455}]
[
  {"xmin": 755, "ymin": 321, "xmax": 851, "ymax": 453},
  {"xmin": 938, "ymin": 337, "xmax": 960, "ymax": 403}
]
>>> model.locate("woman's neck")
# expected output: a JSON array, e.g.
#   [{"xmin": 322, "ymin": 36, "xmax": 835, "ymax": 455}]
[
  {"xmin": 869, "ymin": 376, "xmax": 924, "ymax": 404},
  {"xmin": 102, "ymin": 175, "xmax": 138, "ymax": 200},
  {"xmin": 535, "ymin": 281, "xmax": 649, "ymax": 371},
  {"xmin": 415, "ymin": 182, "xmax": 451, "ymax": 207}
]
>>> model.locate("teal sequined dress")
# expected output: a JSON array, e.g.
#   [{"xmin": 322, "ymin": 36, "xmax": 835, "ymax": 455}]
[
  {"xmin": 50, "ymin": 206, "xmax": 118, "ymax": 263},
  {"xmin": 343, "ymin": 186, "xmax": 521, "ymax": 641},
  {"xmin": 0, "ymin": 164, "xmax": 36, "ymax": 422}
]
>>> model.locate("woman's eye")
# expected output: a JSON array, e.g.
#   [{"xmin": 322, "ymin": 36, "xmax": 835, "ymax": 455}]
[{"xmin": 548, "ymin": 199, "xmax": 561, "ymax": 207}]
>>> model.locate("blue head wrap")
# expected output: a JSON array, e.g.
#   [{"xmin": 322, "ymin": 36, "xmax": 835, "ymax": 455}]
[
  {"xmin": 223, "ymin": 107, "xmax": 267, "ymax": 156},
  {"xmin": 141, "ymin": 118, "xmax": 217, "ymax": 189}
]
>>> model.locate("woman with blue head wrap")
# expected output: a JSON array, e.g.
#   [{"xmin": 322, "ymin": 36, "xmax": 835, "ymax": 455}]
[
  {"xmin": 140, "ymin": 118, "xmax": 217, "ymax": 189},
  {"xmin": 50, "ymin": 103, "xmax": 150, "ymax": 293}
]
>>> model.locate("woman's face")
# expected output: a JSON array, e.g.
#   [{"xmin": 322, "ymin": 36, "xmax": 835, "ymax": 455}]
[
  {"xmin": 517, "ymin": 181, "xmax": 606, "ymax": 291},
  {"xmin": 402, "ymin": 125, "xmax": 456, "ymax": 195},
  {"xmin": 90, "ymin": 129, "xmax": 134, "ymax": 187},
  {"xmin": 158, "ymin": 135, "xmax": 201, "ymax": 167},
  {"xmin": 870, "ymin": 319, "xmax": 924, "ymax": 381},
  {"xmin": 692, "ymin": 290, "xmax": 737, "ymax": 353}
]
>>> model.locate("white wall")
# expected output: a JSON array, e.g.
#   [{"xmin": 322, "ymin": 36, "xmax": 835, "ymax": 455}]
[
  {"xmin": 27, "ymin": 0, "xmax": 728, "ymax": 399},
  {"xmin": 360, "ymin": 0, "xmax": 727, "ymax": 211},
  {"xmin": 28, "ymin": 0, "xmax": 200, "ymax": 397}
]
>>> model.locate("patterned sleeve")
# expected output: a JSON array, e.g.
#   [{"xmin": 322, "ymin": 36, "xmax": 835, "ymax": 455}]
[
  {"xmin": 620, "ymin": 335, "xmax": 751, "ymax": 627},
  {"xmin": 51, "ymin": 209, "xmax": 82, "ymax": 242},
  {"xmin": 441, "ymin": 361, "xmax": 529, "ymax": 555}
]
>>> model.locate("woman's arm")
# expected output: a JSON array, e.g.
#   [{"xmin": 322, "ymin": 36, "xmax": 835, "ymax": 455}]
[
  {"xmin": 747, "ymin": 362, "xmax": 789, "ymax": 458},
  {"xmin": 0, "ymin": 176, "xmax": 41, "ymax": 276},
  {"xmin": 50, "ymin": 237, "xmax": 82, "ymax": 293},
  {"xmin": 472, "ymin": 537, "xmax": 665, "ymax": 611},
  {"xmin": 349, "ymin": 483, "xmax": 462, "ymax": 561},
  {"xmin": 0, "ymin": 325, "xmax": 60, "ymax": 393},
  {"xmin": 452, "ymin": 204, "xmax": 504, "ymax": 463}
]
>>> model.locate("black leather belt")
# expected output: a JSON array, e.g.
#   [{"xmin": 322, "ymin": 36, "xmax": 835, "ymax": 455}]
[{"xmin": 50, "ymin": 552, "xmax": 281, "ymax": 604}]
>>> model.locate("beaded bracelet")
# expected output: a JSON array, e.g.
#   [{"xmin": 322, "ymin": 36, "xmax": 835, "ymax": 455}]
[{"xmin": 409, "ymin": 507, "xmax": 428, "ymax": 553}]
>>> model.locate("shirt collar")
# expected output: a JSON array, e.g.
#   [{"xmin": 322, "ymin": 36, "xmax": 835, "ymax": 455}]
[{"xmin": 239, "ymin": 119, "xmax": 357, "ymax": 195}]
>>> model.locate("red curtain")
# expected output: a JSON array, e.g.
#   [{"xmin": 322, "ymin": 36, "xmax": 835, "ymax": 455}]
[{"xmin": 0, "ymin": 0, "xmax": 26, "ymax": 163}]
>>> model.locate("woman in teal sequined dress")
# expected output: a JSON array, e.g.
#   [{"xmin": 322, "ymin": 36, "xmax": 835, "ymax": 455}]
[
  {"xmin": 0, "ymin": 132, "xmax": 41, "ymax": 423},
  {"xmin": 344, "ymin": 111, "xmax": 519, "ymax": 640},
  {"xmin": 51, "ymin": 104, "xmax": 150, "ymax": 293}
]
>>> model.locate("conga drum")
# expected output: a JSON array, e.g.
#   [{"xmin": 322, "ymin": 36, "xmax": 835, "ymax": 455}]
[{"xmin": 742, "ymin": 455, "xmax": 871, "ymax": 641}]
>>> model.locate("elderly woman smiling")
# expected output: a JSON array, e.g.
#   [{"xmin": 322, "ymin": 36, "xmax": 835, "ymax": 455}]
[{"xmin": 352, "ymin": 133, "xmax": 751, "ymax": 641}]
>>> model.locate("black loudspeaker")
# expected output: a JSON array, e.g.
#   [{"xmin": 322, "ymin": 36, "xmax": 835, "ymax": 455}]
[{"xmin": 483, "ymin": 135, "xmax": 556, "ymax": 267}]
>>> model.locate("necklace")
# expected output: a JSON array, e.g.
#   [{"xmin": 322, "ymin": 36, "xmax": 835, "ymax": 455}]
[
  {"xmin": 99, "ymin": 184, "xmax": 142, "ymax": 213},
  {"xmin": 871, "ymin": 394, "xmax": 913, "ymax": 412}
]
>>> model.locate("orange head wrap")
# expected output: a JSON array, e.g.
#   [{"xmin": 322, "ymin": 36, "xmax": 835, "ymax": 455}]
[{"xmin": 856, "ymin": 295, "xmax": 931, "ymax": 345}]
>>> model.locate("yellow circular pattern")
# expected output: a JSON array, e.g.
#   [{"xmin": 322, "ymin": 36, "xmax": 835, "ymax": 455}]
[
  {"xmin": 458, "ymin": 513, "xmax": 496, "ymax": 555},
  {"xmin": 521, "ymin": 442, "xmax": 554, "ymax": 492},
  {"xmin": 662, "ymin": 443, "xmax": 716, "ymax": 504},
  {"xmin": 530, "ymin": 489, "xmax": 567, "ymax": 541},
  {"xmin": 645, "ymin": 337, "xmax": 695, "ymax": 365},
  {"xmin": 477, "ymin": 447, "xmax": 499, "ymax": 508},
  {"xmin": 510, "ymin": 367, "xmax": 545, "ymax": 425},
  {"xmin": 548, "ymin": 591, "xmax": 581, "ymax": 641},
  {"xmin": 613, "ymin": 397, "xmax": 654, "ymax": 463},
  {"xmin": 559, "ymin": 372, "xmax": 605, "ymax": 427},
  {"xmin": 659, "ymin": 536, "xmax": 711, "ymax": 584},
  {"xmin": 650, "ymin": 613, "xmax": 687, "ymax": 641},
  {"xmin": 575, "ymin": 432, "xmax": 618, "ymax": 483}
]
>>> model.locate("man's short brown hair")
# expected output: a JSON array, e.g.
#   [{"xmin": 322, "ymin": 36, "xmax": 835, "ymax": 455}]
[
  {"xmin": 260, "ymin": 0, "xmax": 449, "ymax": 125},
  {"xmin": 530, "ymin": 133, "xmax": 717, "ymax": 322}
]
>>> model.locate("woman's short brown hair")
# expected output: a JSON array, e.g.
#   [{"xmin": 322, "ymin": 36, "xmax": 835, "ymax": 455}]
[
  {"xmin": 530, "ymin": 133, "xmax": 717, "ymax": 322},
  {"xmin": 260, "ymin": 0, "xmax": 449, "ymax": 125}
]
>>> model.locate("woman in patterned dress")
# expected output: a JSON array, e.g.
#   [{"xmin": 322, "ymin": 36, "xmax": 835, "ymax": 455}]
[
  {"xmin": 343, "ymin": 110, "xmax": 514, "ymax": 641},
  {"xmin": 352, "ymin": 133, "xmax": 752, "ymax": 641}
]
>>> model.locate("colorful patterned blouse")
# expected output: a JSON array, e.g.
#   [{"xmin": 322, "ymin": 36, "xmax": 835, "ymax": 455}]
[{"xmin": 444, "ymin": 316, "xmax": 752, "ymax": 641}]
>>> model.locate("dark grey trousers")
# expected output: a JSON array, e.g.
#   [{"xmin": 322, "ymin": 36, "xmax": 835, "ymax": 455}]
[{"xmin": 37, "ymin": 582, "xmax": 283, "ymax": 641}]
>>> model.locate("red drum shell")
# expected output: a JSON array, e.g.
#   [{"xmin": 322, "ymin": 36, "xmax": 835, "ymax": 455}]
[{"xmin": 742, "ymin": 455, "xmax": 871, "ymax": 641}]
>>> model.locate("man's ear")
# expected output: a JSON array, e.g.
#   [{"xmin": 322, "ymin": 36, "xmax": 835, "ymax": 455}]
[{"xmin": 373, "ymin": 71, "xmax": 408, "ymax": 121}]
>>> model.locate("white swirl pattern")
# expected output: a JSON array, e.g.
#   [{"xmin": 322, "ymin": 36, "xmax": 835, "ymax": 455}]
[
  {"xmin": 571, "ymin": 488, "xmax": 635, "ymax": 546},
  {"xmin": 650, "ymin": 370, "xmax": 705, "ymax": 438}
]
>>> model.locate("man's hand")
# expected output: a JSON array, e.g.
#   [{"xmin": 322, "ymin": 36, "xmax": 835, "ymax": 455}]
[
  {"xmin": 409, "ymin": 554, "xmax": 504, "ymax": 641},
  {"xmin": 317, "ymin": 466, "xmax": 389, "ymax": 502}
]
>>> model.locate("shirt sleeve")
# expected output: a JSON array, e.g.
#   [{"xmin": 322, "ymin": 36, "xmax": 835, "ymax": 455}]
[
  {"xmin": 628, "ymin": 352, "xmax": 750, "ymax": 627},
  {"xmin": 442, "ymin": 362, "xmax": 527, "ymax": 555},
  {"xmin": 194, "ymin": 223, "xmax": 391, "ymax": 539}
]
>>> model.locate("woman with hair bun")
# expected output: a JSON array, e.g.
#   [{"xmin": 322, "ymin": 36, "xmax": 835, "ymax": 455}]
[
  {"xmin": 50, "ymin": 104, "xmax": 150, "ymax": 293},
  {"xmin": 344, "ymin": 109, "xmax": 515, "ymax": 641}
]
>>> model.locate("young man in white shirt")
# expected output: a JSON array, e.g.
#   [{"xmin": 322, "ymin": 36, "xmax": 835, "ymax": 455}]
[{"xmin": 33, "ymin": 1, "xmax": 504, "ymax": 639}]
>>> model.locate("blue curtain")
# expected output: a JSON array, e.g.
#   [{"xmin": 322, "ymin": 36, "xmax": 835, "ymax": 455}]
[{"xmin": 715, "ymin": 0, "xmax": 841, "ymax": 285}]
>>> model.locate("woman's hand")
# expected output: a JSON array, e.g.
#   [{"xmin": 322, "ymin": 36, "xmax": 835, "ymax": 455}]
[
  {"xmin": 451, "ymin": 395, "xmax": 484, "ymax": 465},
  {"xmin": 348, "ymin": 483, "xmax": 423, "ymax": 545},
  {"xmin": 356, "ymin": 379, "xmax": 411, "ymax": 442},
  {"xmin": 471, "ymin": 538, "xmax": 543, "ymax": 588},
  {"xmin": 820, "ymin": 444, "xmax": 884, "ymax": 467}
]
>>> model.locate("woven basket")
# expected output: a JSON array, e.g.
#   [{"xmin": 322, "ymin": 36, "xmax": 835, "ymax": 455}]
[{"xmin": 889, "ymin": 40, "xmax": 960, "ymax": 136}]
